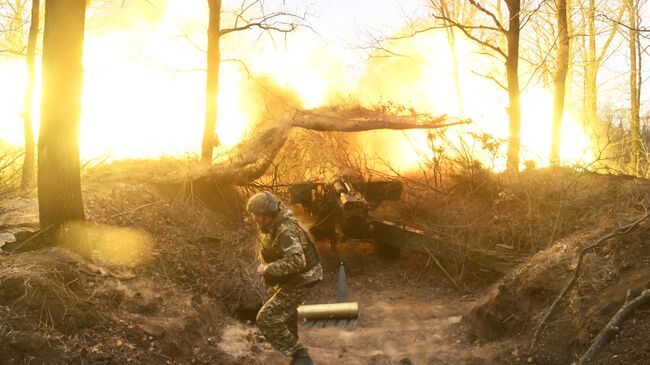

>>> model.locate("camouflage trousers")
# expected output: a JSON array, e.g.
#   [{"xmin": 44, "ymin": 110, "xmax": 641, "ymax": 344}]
[{"xmin": 256, "ymin": 284, "xmax": 312, "ymax": 356}]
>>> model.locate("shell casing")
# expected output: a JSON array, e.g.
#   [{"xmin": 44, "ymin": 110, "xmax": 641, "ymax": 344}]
[{"xmin": 297, "ymin": 302, "xmax": 359, "ymax": 319}]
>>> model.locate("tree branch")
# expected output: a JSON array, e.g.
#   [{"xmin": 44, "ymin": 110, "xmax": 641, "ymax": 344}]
[
  {"xmin": 293, "ymin": 107, "xmax": 471, "ymax": 132},
  {"xmin": 577, "ymin": 288, "xmax": 650, "ymax": 364},
  {"xmin": 596, "ymin": 0, "xmax": 631, "ymax": 66},
  {"xmin": 468, "ymin": 0, "xmax": 506, "ymax": 32},
  {"xmin": 431, "ymin": 14, "xmax": 507, "ymax": 58},
  {"xmin": 219, "ymin": 12, "xmax": 300, "ymax": 36},
  {"xmin": 471, "ymin": 70, "xmax": 508, "ymax": 91},
  {"xmin": 390, "ymin": 23, "xmax": 504, "ymax": 42}
]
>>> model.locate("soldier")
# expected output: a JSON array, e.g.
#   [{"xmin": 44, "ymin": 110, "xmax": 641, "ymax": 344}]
[{"xmin": 247, "ymin": 191, "xmax": 322, "ymax": 365}]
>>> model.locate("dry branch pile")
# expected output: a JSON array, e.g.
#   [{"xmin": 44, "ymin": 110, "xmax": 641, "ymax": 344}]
[
  {"xmin": 189, "ymin": 105, "xmax": 469, "ymax": 186},
  {"xmin": 0, "ymin": 143, "xmax": 24, "ymax": 198}
]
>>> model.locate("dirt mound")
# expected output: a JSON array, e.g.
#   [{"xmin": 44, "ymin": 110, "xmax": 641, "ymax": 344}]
[
  {"xmin": 465, "ymin": 213, "xmax": 650, "ymax": 364},
  {"xmin": 82, "ymin": 159, "xmax": 266, "ymax": 317},
  {"xmin": 0, "ymin": 159, "xmax": 270, "ymax": 364},
  {"xmin": 0, "ymin": 246, "xmax": 239, "ymax": 364},
  {"xmin": 382, "ymin": 167, "xmax": 650, "ymax": 284}
]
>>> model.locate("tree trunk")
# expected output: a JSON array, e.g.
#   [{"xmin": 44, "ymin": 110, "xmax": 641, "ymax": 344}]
[
  {"xmin": 629, "ymin": 0, "xmax": 640, "ymax": 174},
  {"xmin": 550, "ymin": 0, "xmax": 570, "ymax": 164},
  {"xmin": 21, "ymin": 0, "xmax": 40, "ymax": 189},
  {"xmin": 585, "ymin": 0, "xmax": 597, "ymax": 127},
  {"xmin": 565, "ymin": 0, "xmax": 574, "ymax": 111},
  {"xmin": 584, "ymin": 0, "xmax": 629, "ymax": 128},
  {"xmin": 581, "ymin": 23, "xmax": 587, "ymax": 121},
  {"xmin": 505, "ymin": 0, "xmax": 521, "ymax": 172},
  {"xmin": 496, "ymin": 0, "xmax": 503, "ymax": 24},
  {"xmin": 201, "ymin": 0, "xmax": 222, "ymax": 164},
  {"xmin": 38, "ymin": 0, "xmax": 86, "ymax": 229},
  {"xmin": 439, "ymin": 0, "xmax": 464, "ymax": 113}
]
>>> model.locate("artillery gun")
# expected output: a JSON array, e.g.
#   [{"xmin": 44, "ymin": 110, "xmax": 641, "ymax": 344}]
[
  {"xmin": 288, "ymin": 176, "xmax": 512, "ymax": 328},
  {"xmin": 289, "ymin": 176, "xmax": 510, "ymax": 272},
  {"xmin": 290, "ymin": 176, "xmax": 420, "ymax": 258}
]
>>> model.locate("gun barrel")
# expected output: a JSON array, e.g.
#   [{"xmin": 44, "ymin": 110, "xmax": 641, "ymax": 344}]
[{"xmin": 332, "ymin": 179, "xmax": 347, "ymax": 195}]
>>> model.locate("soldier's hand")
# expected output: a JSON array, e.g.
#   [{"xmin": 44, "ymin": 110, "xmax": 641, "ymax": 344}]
[{"xmin": 257, "ymin": 264, "xmax": 267, "ymax": 276}]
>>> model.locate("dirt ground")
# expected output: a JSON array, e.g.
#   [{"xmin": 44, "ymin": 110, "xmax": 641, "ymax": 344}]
[
  {"xmin": 301, "ymin": 248, "xmax": 504, "ymax": 365},
  {"xmin": 0, "ymin": 193, "xmax": 506, "ymax": 365},
  {"xmin": 2, "ymin": 160, "xmax": 650, "ymax": 364},
  {"xmin": 220, "ymin": 243, "xmax": 506, "ymax": 365}
]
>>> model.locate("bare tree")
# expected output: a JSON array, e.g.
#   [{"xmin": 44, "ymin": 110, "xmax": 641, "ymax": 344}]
[
  {"xmin": 38, "ymin": 0, "xmax": 86, "ymax": 229},
  {"xmin": 0, "ymin": 1, "xmax": 37, "ymax": 187},
  {"xmin": 434, "ymin": 0, "xmax": 466, "ymax": 113},
  {"xmin": 583, "ymin": 0, "xmax": 628, "ymax": 127},
  {"xmin": 628, "ymin": 0, "xmax": 642, "ymax": 174},
  {"xmin": 433, "ymin": 0, "xmax": 523, "ymax": 171},
  {"xmin": 201, "ymin": 0, "xmax": 304, "ymax": 164},
  {"xmin": 0, "ymin": 0, "xmax": 27, "ymax": 55},
  {"xmin": 565, "ymin": 0, "xmax": 575, "ymax": 109},
  {"xmin": 20, "ymin": 0, "xmax": 38, "ymax": 189},
  {"xmin": 550, "ymin": 0, "xmax": 570, "ymax": 163},
  {"xmin": 202, "ymin": 0, "xmax": 222, "ymax": 164}
]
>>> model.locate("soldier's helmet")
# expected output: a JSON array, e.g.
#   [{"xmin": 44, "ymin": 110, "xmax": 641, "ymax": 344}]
[{"xmin": 246, "ymin": 191, "xmax": 281, "ymax": 215}]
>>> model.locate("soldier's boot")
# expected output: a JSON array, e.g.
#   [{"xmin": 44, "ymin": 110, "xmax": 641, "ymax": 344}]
[{"xmin": 290, "ymin": 349, "xmax": 313, "ymax": 365}]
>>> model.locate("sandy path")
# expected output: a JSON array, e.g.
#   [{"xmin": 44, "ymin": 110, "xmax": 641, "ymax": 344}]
[
  {"xmin": 300, "ymin": 290, "xmax": 491, "ymax": 365},
  {"xmin": 252, "ymin": 244, "xmax": 501, "ymax": 365}
]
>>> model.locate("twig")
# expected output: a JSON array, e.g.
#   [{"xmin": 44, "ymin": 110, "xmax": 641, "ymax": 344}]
[
  {"xmin": 577, "ymin": 288, "xmax": 650, "ymax": 364},
  {"xmin": 421, "ymin": 245, "xmax": 464, "ymax": 292},
  {"xmin": 529, "ymin": 208, "xmax": 650, "ymax": 351},
  {"xmin": 2, "ymin": 225, "xmax": 54, "ymax": 254},
  {"xmin": 99, "ymin": 202, "xmax": 161, "ymax": 222}
]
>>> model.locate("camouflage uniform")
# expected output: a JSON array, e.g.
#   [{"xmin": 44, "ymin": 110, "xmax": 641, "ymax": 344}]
[{"xmin": 256, "ymin": 205, "xmax": 322, "ymax": 356}]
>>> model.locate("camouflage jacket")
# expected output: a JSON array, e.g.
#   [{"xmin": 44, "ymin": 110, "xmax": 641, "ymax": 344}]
[{"xmin": 260, "ymin": 206, "xmax": 323, "ymax": 287}]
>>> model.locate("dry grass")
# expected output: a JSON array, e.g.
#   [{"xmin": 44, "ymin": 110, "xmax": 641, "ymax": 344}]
[
  {"xmin": 82, "ymin": 159, "xmax": 266, "ymax": 314},
  {"xmin": 0, "ymin": 142, "xmax": 24, "ymax": 198},
  {"xmin": 0, "ymin": 248, "xmax": 101, "ymax": 336}
]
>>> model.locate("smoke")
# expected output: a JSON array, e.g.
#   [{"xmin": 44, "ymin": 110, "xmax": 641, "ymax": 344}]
[{"xmin": 0, "ymin": 1, "xmax": 592, "ymax": 169}]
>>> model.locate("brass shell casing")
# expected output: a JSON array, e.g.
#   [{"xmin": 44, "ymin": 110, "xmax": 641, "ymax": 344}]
[{"xmin": 297, "ymin": 302, "xmax": 359, "ymax": 319}]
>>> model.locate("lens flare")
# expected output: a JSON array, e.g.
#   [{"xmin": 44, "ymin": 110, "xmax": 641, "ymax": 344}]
[{"xmin": 59, "ymin": 222, "xmax": 153, "ymax": 266}]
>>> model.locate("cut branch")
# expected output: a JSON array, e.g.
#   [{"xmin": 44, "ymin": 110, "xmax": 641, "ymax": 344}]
[
  {"xmin": 180, "ymin": 106, "xmax": 470, "ymax": 186},
  {"xmin": 293, "ymin": 107, "xmax": 470, "ymax": 131}
]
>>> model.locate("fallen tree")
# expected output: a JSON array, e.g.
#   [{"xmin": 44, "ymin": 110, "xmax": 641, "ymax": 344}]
[{"xmin": 188, "ymin": 105, "xmax": 469, "ymax": 186}]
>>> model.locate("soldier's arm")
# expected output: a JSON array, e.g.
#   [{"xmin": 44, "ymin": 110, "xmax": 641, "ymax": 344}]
[{"xmin": 264, "ymin": 230, "xmax": 306, "ymax": 276}]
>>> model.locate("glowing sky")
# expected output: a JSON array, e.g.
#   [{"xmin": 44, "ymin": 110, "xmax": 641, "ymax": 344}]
[{"xmin": 0, "ymin": 0, "xmax": 646, "ymax": 166}]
